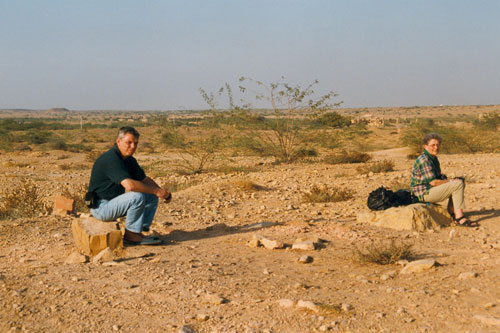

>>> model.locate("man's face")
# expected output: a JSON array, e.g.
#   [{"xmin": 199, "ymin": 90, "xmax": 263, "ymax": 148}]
[{"xmin": 116, "ymin": 133, "xmax": 138, "ymax": 158}]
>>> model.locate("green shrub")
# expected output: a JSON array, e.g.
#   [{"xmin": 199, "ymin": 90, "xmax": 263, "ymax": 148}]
[{"xmin": 310, "ymin": 111, "xmax": 351, "ymax": 128}]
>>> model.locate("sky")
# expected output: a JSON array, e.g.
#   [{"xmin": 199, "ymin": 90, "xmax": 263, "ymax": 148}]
[{"xmin": 1, "ymin": 0, "xmax": 499, "ymax": 111}]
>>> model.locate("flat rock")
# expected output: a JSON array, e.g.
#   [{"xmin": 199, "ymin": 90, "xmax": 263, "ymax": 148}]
[
  {"xmin": 92, "ymin": 247, "xmax": 114, "ymax": 263},
  {"xmin": 292, "ymin": 241, "xmax": 316, "ymax": 251},
  {"xmin": 298, "ymin": 255, "xmax": 313, "ymax": 263},
  {"xmin": 252, "ymin": 234, "xmax": 284, "ymax": 249},
  {"xmin": 357, "ymin": 203, "xmax": 451, "ymax": 231},
  {"xmin": 474, "ymin": 314, "xmax": 500, "ymax": 327},
  {"xmin": 297, "ymin": 300, "xmax": 319, "ymax": 312},
  {"xmin": 458, "ymin": 271, "xmax": 477, "ymax": 280},
  {"xmin": 278, "ymin": 299, "xmax": 295, "ymax": 308},
  {"xmin": 53, "ymin": 195, "xmax": 75, "ymax": 216},
  {"xmin": 400, "ymin": 259, "xmax": 436, "ymax": 274},
  {"xmin": 64, "ymin": 251, "xmax": 89, "ymax": 264}
]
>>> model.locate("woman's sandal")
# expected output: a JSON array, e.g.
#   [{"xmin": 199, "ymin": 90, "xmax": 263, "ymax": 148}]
[{"xmin": 453, "ymin": 216, "xmax": 479, "ymax": 227}]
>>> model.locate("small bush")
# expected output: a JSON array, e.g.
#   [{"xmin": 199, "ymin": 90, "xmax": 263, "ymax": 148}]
[
  {"xmin": 294, "ymin": 147, "xmax": 319, "ymax": 159},
  {"xmin": 357, "ymin": 159, "xmax": 394, "ymax": 174},
  {"xmin": 161, "ymin": 179, "xmax": 200, "ymax": 193},
  {"xmin": 355, "ymin": 240, "xmax": 415, "ymax": 265},
  {"xmin": 60, "ymin": 185, "xmax": 89, "ymax": 213},
  {"xmin": 0, "ymin": 179, "xmax": 51, "ymax": 219},
  {"xmin": 323, "ymin": 150, "xmax": 372, "ymax": 164},
  {"xmin": 302, "ymin": 185, "xmax": 354, "ymax": 203}
]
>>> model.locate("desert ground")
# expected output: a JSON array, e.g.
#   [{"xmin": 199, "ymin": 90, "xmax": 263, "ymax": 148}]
[{"xmin": 1, "ymin": 106, "xmax": 500, "ymax": 332}]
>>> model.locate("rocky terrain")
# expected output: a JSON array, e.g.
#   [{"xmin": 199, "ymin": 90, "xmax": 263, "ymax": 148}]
[{"xmin": 1, "ymin": 140, "xmax": 500, "ymax": 332}]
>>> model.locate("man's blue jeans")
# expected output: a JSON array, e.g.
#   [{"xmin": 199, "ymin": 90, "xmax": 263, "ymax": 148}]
[{"xmin": 90, "ymin": 192, "xmax": 159, "ymax": 233}]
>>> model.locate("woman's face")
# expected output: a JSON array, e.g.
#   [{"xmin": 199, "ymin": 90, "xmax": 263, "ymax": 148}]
[{"xmin": 424, "ymin": 139, "xmax": 441, "ymax": 156}]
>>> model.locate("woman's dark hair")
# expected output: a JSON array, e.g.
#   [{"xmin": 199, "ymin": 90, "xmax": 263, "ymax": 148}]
[
  {"xmin": 117, "ymin": 126, "xmax": 140, "ymax": 139},
  {"xmin": 423, "ymin": 133, "xmax": 442, "ymax": 145}
]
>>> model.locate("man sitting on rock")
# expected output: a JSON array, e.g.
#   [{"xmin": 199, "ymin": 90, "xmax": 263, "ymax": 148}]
[{"xmin": 88, "ymin": 126, "xmax": 171, "ymax": 245}]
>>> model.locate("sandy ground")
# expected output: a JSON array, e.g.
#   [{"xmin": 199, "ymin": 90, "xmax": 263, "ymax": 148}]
[{"xmin": 1, "ymin": 147, "xmax": 500, "ymax": 332}]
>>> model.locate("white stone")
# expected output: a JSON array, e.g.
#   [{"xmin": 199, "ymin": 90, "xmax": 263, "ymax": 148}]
[
  {"xmin": 278, "ymin": 299, "xmax": 295, "ymax": 308},
  {"xmin": 474, "ymin": 314, "xmax": 500, "ymax": 327},
  {"xmin": 297, "ymin": 300, "xmax": 319, "ymax": 312},
  {"xmin": 400, "ymin": 259, "xmax": 436, "ymax": 274},
  {"xmin": 458, "ymin": 272, "xmax": 477, "ymax": 280},
  {"xmin": 298, "ymin": 255, "xmax": 313, "ymax": 264},
  {"xmin": 292, "ymin": 241, "xmax": 316, "ymax": 251},
  {"xmin": 65, "ymin": 251, "xmax": 89, "ymax": 264}
]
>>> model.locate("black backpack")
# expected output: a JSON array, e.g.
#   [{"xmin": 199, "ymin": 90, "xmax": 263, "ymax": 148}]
[{"xmin": 367, "ymin": 186, "xmax": 415, "ymax": 211}]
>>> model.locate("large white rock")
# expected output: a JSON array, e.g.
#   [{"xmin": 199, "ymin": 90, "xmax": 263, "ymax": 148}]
[{"xmin": 357, "ymin": 203, "xmax": 451, "ymax": 231}]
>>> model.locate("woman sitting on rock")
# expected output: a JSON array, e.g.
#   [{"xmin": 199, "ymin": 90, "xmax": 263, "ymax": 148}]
[{"xmin": 410, "ymin": 133, "xmax": 477, "ymax": 227}]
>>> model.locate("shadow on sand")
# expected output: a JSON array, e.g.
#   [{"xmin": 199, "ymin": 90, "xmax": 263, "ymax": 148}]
[
  {"xmin": 467, "ymin": 209, "xmax": 500, "ymax": 223},
  {"xmin": 158, "ymin": 221, "xmax": 280, "ymax": 244}
]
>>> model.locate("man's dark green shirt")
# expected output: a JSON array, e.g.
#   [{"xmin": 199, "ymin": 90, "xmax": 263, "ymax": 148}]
[{"xmin": 88, "ymin": 145, "xmax": 146, "ymax": 200}]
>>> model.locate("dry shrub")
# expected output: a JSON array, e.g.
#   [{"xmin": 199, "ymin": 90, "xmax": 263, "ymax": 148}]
[
  {"xmin": 323, "ymin": 150, "xmax": 372, "ymax": 164},
  {"xmin": 233, "ymin": 179, "xmax": 265, "ymax": 191},
  {"xmin": 355, "ymin": 240, "xmax": 415, "ymax": 265},
  {"xmin": 60, "ymin": 184, "xmax": 89, "ymax": 213},
  {"xmin": 302, "ymin": 185, "xmax": 354, "ymax": 203},
  {"xmin": 357, "ymin": 159, "xmax": 394, "ymax": 174},
  {"xmin": 0, "ymin": 179, "xmax": 51, "ymax": 219}
]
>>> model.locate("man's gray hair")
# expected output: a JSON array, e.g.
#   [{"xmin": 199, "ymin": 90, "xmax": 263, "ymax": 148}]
[
  {"xmin": 117, "ymin": 126, "xmax": 140, "ymax": 139},
  {"xmin": 423, "ymin": 133, "xmax": 442, "ymax": 145}
]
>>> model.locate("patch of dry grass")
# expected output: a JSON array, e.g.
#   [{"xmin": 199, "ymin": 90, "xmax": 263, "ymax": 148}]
[
  {"xmin": 232, "ymin": 179, "xmax": 265, "ymax": 191},
  {"xmin": 302, "ymin": 185, "xmax": 354, "ymax": 203},
  {"xmin": 0, "ymin": 179, "xmax": 52, "ymax": 219},
  {"xmin": 357, "ymin": 159, "xmax": 395, "ymax": 174},
  {"xmin": 323, "ymin": 150, "xmax": 372, "ymax": 164},
  {"xmin": 355, "ymin": 240, "xmax": 415, "ymax": 265}
]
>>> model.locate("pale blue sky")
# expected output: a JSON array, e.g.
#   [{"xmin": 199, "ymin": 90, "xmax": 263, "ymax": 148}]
[{"xmin": 1, "ymin": 1, "xmax": 499, "ymax": 110}]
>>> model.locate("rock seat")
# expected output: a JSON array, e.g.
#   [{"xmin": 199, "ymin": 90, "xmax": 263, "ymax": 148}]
[
  {"xmin": 357, "ymin": 203, "xmax": 451, "ymax": 231},
  {"xmin": 71, "ymin": 217, "xmax": 123, "ymax": 256}
]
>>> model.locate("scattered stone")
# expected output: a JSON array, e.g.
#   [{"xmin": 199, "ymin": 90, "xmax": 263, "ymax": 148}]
[
  {"xmin": 292, "ymin": 241, "xmax": 316, "ymax": 251},
  {"xmin": 112, "ymin": 324, "xmax": 120, "ymax": 331},
  {"xmin": 242, "ymin": 222, "xmax": 278, "ymax": 230},
  {"xmin": 248, "ymin": 237, "xmax": 260, "ymax": 248},
  {"xmin": 278, "ymin": 299, "xmax": 295, "ymax": 308},
  {"xmin": 53, "ymin": 195, "xmax": 75, "ymax": 216},
  {"xmin": 178, "ymin": 326, "xmax": 196, "ymax": 333},
  {"xmin": 205, "ymin": 293, "xmax": 227, "ymax": 305},
  {"xmin": 298, "ymin": 255, "xmax": 313, "ymax": 264},
  {"xmin": 64, "ymin": 251, "xmax": 89, "ymax": 264},
  {"xmin": 485, "ymin": 303, "xmax": 496, "ymax": 309},
  {"xmin": 319, "ymin": 325, "xmax": 330, "ymax": 331},
  {"xmin": 196, "ymin": 313, "xmax": 209, "ymax": 321},
  {"xmin": 400, "ymin": 259, "xmax": 436, "ymax": 274},
  {"xmin": 297, "ymin": 300, "xmax": 319, "ymax": 312},
  {"xmin": 260, "ymin": 237, "xmax": 284, "ymax": 250},
  {"xmin": 92, "ymin": 247, "xmax": 114, "ymax": 264},
  {"xmin": 380, "ymin": 270, "xmax": 397, "ymax": 281},
  {"xmin": 341, "ymin": 303, "xmax": 353, "ymax": 312},
  {"xmin": 72, "ymin": 217, "xmax": 123, "ymax": 256},
  {"xmin": 458, "ymin": 272, "xmax": 477, "ymax": 280},
  {"xmin": 449, "ymin": 229, "xmax": 456, "ymax": 240},
  {"xmin": 474, "ymin": 314, "xmax": 500, "ymax": 327}
]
